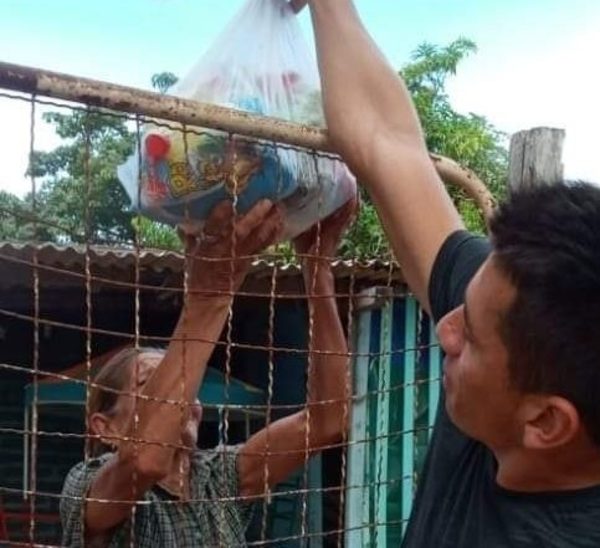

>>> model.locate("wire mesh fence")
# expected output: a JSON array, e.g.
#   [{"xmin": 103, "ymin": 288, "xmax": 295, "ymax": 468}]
[{"xmin": 0, "ymin": 64, "xmax": 462, "ymax": 547}]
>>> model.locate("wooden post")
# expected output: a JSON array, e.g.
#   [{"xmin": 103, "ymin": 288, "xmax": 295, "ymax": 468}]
[{"xmin": 509, "ymin": 127, "xmax": 565, "ymax": 192}]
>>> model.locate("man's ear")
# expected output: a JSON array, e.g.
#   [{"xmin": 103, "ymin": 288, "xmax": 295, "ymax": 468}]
[
  {"xmin": 521, "ymin": 396, "xmax": 580, "ymax": 450},
  {"xmin": 89, "ymin": 412, "xmax": 117, "ymax": 447}
]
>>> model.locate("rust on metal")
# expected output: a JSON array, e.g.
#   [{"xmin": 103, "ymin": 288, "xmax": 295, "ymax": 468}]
[
  {"xmin": 431, "ymin": 153, "xmax": 496, "ymax": 222},
  {"xmin": 0, "ymin": 61, "xmax": 496, "ymax": 219},
  {"xmin": 0, "ymin": 61, "xmax": 332, "ymax": 152},
  {"xmin": 0, "ymin": 63, "xmax": 39, "ymax": 94}
]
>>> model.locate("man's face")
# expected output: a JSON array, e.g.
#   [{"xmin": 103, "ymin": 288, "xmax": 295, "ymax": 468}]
[{"xmin": 436, "ymin": 256, "xmax": 524, "ymax": 449}]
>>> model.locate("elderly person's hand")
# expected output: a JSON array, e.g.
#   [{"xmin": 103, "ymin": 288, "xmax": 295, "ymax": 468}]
[
  {"xmin": 181, "ymin": 199, "xmax": 283, "ymax": 297},
  {"xmin": 293, "ymin": 195, "xmax": 357, "ymax": 274}
]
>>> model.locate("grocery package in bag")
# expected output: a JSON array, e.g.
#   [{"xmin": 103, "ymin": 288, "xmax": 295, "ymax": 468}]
[{"xmin": 117, "ymin": 0, "xmax": 356, "ymax": 238}]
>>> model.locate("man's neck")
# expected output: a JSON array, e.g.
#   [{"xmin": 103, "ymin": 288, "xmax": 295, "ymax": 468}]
[{"xmin": 495, "ymin": 445, "xmax": 600, "ymax": 492}]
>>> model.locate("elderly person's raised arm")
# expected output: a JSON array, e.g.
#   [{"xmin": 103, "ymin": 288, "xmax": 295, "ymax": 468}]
[
  {"xmin": 237, "ymin": 197, "xmax": 355, "ymax": 497},
  {"xmin": 308, "ymin": 0, "xmax": 463, "ymax": 313},
  {"xmin": 68, "ymin": 200, "xmax": 282, "ymax": 538}
]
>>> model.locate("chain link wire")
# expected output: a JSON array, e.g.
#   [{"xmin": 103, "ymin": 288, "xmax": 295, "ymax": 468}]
[{"xmin": 0, "ymin": 87, "xmax": 445, "ymax": 546}]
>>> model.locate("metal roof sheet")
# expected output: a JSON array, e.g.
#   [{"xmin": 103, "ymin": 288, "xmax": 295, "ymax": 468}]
[{"xmin": 0, "ymin": 241, "xmax": 403, "ymax": 291}]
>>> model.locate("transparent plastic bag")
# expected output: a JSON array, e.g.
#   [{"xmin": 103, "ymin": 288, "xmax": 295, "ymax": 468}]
[{"xmin": 117, "ymin": 0, "xmax": 356, "ymax": 238}]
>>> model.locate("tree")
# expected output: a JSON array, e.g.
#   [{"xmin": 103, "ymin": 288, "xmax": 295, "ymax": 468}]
[
  {"xmin": 341, "ymin": 38, "xmax": 508, "ymax": 260},
  {"xmin": 406, "ymin": 39, "xmax": 507, "ymax": 224},
  {"xmin": 151, "ymin": 72, "xmax": 179, "ymax": 94},
  {"xmin": 26, "ymin": 107, "xmax": 184, "ymax": 249},
  {"xmin": 0, "ymin": 191, "xmax": 36, "ymax": 241},
  {"xmin": 26, "ymin": 110, "xmax": 136, "ymax": 244},
  {"xmin": 0, "ymin": 72, "xmax": 184, "ymax": 247}
]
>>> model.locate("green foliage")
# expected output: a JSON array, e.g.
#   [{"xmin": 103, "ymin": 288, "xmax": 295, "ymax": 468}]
[
  {"xmin": 0, "ymin": 107, "xmax": 184, "ymax": 249},
  {"xmin": 0, "ymin": 191, "xmax": 36, "ymax": 241},
  {"xmin": 406, "ymin": 38, "xmax": 507, "ymax": 204},
  {"xmin": 403, "ymin": 38, "xmax": 477, "ymax": 96},
  {"xmin": 132, "ymin": 217, "xmax": 182, "ymax": 251},
  {"xmin": 339, "ymin": 189, "xmax": 390, "ymax": 260},
  {"xmin": 349, "ymin": 38, "xmax": 508, "ymax": 259},
  {"xmin": 0, "ymin": 71, "xmax": 188, "ymax": 246},
  {"xmin": 24, "ymin": 110, "xmax": 136, "ymax": 244},
  {"xmin": 151, "ymin": 72, "xmax": 179, "ymax": 94}
]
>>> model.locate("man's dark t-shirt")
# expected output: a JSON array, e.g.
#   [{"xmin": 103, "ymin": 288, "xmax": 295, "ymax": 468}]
[{"xmin": 401, "ymin": 231, "xmax": 600, "ymax": 548}]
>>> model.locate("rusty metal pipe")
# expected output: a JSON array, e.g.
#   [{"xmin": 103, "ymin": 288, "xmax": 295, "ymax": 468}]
[
  {"xmin": 0, "ymin": 61, "xmax": 495, "ymax": 220},
  {"xmin": 0, "ymin": 61, "xmax": 332, "ymax": 152}
]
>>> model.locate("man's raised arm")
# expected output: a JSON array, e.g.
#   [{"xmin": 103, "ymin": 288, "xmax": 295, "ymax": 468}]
[{"xmin": 308, "ymin": 0, "xmax": 464, "ymax": 312}]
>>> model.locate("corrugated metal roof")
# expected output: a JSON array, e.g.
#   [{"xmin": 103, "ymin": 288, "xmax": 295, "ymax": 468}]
[
  {"xmin": 0, "ymin": 241, "xmax": 184, "ymax": 272},
  {"xmin": 0, "ymin": 242, "xmax": 403, "ymax": 291}
]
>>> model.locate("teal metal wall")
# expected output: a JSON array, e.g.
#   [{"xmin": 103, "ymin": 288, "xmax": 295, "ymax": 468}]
[{"xmin": 346, "ymin": 291, "xmax": 441, "ymax": 546}]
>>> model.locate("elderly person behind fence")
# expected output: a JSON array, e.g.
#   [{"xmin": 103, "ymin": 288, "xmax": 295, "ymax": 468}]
[{"xmin": 60, "ymin": 197, "xmax": 354, "ymax": 547}]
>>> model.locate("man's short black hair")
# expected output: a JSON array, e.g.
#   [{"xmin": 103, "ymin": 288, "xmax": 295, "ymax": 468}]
[{"xmin": 490, "ymin": 181, "xmax": 600, "ymax": 446}]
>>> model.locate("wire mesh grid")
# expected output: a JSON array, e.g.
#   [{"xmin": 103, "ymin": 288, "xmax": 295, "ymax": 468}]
[{"xmin": 0, "ymin": 79, "xmax": 444, "ymax": 547}]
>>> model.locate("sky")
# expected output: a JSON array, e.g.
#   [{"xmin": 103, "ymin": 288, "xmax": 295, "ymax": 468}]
[{"xmin": 0, "ymin": 0, "xmax": 599, "ymax": 197}]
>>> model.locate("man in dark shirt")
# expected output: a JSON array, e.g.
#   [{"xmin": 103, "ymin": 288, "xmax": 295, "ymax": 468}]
[{"xmin": 301, "ymin": 1, "xmax": 600, "ymax": 545}]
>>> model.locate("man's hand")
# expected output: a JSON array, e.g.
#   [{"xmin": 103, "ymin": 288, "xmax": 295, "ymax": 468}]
[
  {"xmin": 181, "ymin": 199, "xmax": 283, "ymax": 297},
  {"xmin": 307, "ymin": 1, "xmax": 464, "ymax": 313}
]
